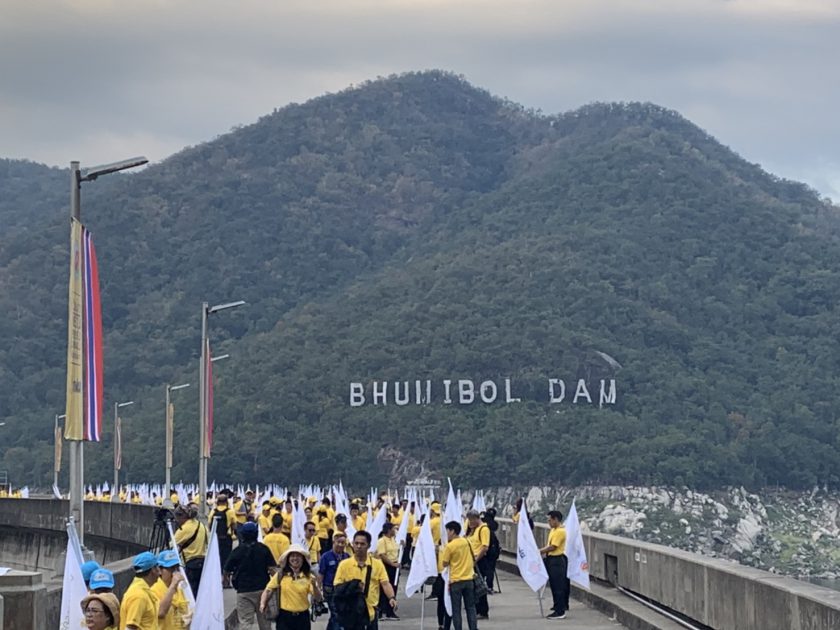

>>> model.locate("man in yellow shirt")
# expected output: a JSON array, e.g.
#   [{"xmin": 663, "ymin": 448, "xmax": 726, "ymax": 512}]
[
  {"xmin": 173, "ymin": 505, "xmax": 207, "ymax": 597},
  {"xmin": 350, "ymin": 504, "xmax": 367, "ymax": 532},
  {"xmin": 465, "ymin": 509, "xmax": 490, "ymax": 620},
  {"xmin": 442, "ymin": 521, "xmax": 478, "ymax": 630},
  {"xmin": 263, "ymin": 513, "xmax": 291, "ymax": 563},
  {"xmin": 304, "ymin": 520, "xmax": 322, "ymax": 565},
  {"xmin": 334, "ymin": 530, "xmax": 397, "ymax": 628},
  {"xmin": 151, "ymin": 550, "xmax": 190, "ymax": 630},
  {"xmin": 120, "ymin": 552, "xmax": 161, "ymax": 630},
  {"xmin": 257, "ymin": 501, "xmax": 273, "ymax": 535},
  {"xmin": 540, "ymin": 509, "xmax": 570, "ymax": 620}
]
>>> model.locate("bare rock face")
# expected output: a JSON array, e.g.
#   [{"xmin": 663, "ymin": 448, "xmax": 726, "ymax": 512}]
[{"xmin": 472, "ymin": 484, "xmax": 840, "ymax": 580}]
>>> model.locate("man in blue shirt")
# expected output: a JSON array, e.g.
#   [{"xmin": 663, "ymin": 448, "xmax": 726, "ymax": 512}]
[{"xmin": 318, "ymin": 531, "xmax": 350, "ymax": 630}]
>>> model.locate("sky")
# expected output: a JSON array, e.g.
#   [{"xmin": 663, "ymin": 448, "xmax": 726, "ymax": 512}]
[{"xmin": 1, "ymin": 0, "xmax": 838, "ymax": 199}]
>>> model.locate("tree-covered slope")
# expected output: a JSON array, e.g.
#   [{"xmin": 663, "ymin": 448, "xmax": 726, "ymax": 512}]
[{"xmin": 1, "ymin": 72, "xmax": 839, "ymax": 490}]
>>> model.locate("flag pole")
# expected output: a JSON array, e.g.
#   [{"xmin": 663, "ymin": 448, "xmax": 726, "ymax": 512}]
[{"xmin": 537, "ymin": 585, "xmax": 546, "ymax": 618}]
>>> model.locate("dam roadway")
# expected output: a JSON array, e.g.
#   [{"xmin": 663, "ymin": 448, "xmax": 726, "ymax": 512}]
[{"xmin": 3, "ymin": 498, "xmax": 840, "ymax": 629}]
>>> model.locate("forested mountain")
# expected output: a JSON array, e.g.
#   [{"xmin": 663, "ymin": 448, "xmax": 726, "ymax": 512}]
[{"xmin": 2, "ymin": 71, "xmax": 839, "ymax": 490}]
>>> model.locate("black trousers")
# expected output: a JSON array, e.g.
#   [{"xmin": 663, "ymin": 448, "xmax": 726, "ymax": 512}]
[
  {"xmin": 485, "ymin": 556, "xmax": 498, "ymax": 591},
  {"xmin": 545, "ymin": 555, "xmax": 570, "ymax": 613},
  {"xmin": 218, "ymin": 537, "xmax": 233, "ymax": 575},
  {"xmin": 379, "ymin": 564, "xmax": 398, "ymax": 618},
  {"xmin": 474, "ymin": 557, "xmax": 490, "ymax": 616},
  {"xmin": 276, "ymin": 609, "xmax": 311, "ymax": 630},
  {"xmin": 184, "ymin": 557, "xmax": 204, "ymax": 596}
]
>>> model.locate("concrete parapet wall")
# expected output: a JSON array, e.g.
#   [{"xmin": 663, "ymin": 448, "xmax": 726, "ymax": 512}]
[{"xmin": 497, "ymin": 518, "xmax": 840, "ymax": 630}]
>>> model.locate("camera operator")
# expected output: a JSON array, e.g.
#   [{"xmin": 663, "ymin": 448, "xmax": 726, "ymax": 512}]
[{"xmin": 173, "ymin": 504, "xmax": 207, "ymax": 595}]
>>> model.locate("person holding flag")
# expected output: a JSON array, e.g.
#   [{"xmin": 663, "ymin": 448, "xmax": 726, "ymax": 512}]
[
  {"xmin": 120, "ymin": 552, "xmax": 162, "ymax": 630},
  {"xmin": 540, "ymin": 510, "xmax": 571, "ymax": 620},
  {"xmin": 441, "ymin": 520, "xmax": 478, "ymax": 630},
  {"xmin": 152, "ymin": 550, "xmax": 191, "ymax": 630}
]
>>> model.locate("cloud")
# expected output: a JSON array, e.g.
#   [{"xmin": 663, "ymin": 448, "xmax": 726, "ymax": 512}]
[{"xmin": 1, "ymin": 0, "xmax": 838, "ymax": 198}]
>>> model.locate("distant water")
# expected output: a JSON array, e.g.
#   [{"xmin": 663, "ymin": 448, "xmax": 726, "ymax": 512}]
[{"xmin": 803, "ymin": 577, "xmax": 840, "ymax": 592}]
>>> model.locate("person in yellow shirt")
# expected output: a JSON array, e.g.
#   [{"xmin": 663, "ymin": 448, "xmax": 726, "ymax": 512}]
[
  {"xmin": 210, "ymin": 494, "xmax": 237, "ymax": 584},
  {"xmin": 173, "ymin": 504, "xmax": 207, "ymax": 597},
  {"xmin": 314, "ymin": 503, "xmax": 333, "ymax": 553},
  {"xmin": 81, "ymin": 592, "xmax": 120, "ymax": 630},
  {"xmin": 374, "ymin": 522, "xmax": 400, "ymax": 620},
  {"xmin": 264, "ymin": 513, "xmax": 291, "ymax": 564},
  {"xmin": 120, "ymin": 552, "xmax": 161, "ymax": 630},
  {"xmin": 281, "ymin": 499, "xmax": 295, "ymax": 537},
  {"xmin": 512, "ymin": 498, "xmax": 523, "ymax": 524},
  {"xmin": 151, "ymin": 550, "xmax": 190, "ymax": 630},
  {"xmin": 464, "ymin": 509, "xmax": 490, "ymax": 620},
  {"xmin": 260, "ymin": 544, "xmax": 322, "ymax": 629},
  {"xmin": 333, "ymin": 531, "xmax": 397, "ymax": 628},
  {"xmin": 350, "ymin": 504, "xmax": 367, "ymax": 533},
  {"xmin": 258, "ymin": 501, "xmax": 274, "ymax": 535},
  {"xmin": 304, "ymin": 521, "xmax": 322, "ymax": 565},
  {"xmin": 540, "ymin": 509, "xmax": 570, "ymax": 620},
  {"xmin": 442, "ymin": 521, "xmax": 478, "ymax": 630}
]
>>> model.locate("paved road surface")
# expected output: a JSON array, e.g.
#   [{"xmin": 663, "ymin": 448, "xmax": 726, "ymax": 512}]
[{"xmin": 224, "ymin": 572, "xmax": 627, "ymax": 629}]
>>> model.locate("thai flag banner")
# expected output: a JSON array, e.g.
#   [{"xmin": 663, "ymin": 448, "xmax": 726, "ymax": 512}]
[{"xmin": 82, "ymin": 227, "xmax": 104, "ymax": 442}]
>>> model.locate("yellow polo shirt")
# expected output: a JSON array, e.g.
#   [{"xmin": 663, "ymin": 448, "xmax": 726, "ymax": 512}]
[
  {"xmin": 548, "ymin": 525, "xmax": 566, "ymax": 556},
  {"xmin": 263, "ymin": 532, "xmax": 291, "ymax": 563},
  {"xmin": 466, "ymin": 524, "xmax": 490, "ymax": 556},
  {"xmin": 377, "ymin": 536, "xmax": 399, "ymax": 565},
  {"xmin": 258, "ymin": 511, "xmax": 273, "ymax": 534},
  {"xmin": 151, "ymin": 578, "xmax": 189, "ymax": 630},
  {"xmin": 442, "ymin": 537, "xmax": 474, "ymax": 583},
  {"xmin": 119, "ymin": 577, "xmax": 160, "ymax": 630},
  {"xmin": 333, "ymin": 555, "xmax": 388, "ymax": 622},
  {"xmin": 306, "ymin": 536, "xmax": 321, "ymax": 563},
  {"xmin": 266, "ymin": 572, "xmax": 314, "ymax": 613},
  {"xmin": 174, "ymin": 519, "xmax": 207, "ymax": 562}
]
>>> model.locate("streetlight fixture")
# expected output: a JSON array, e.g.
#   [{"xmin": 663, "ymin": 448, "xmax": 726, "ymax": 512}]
[
  {"xmin": 66, "ymin": 156, "xmax": 147, "ymax": 543},
  {"xmin": 198, "ymin": 300, "xmax": 244, "ymax": 516},
  {"xmin": 54, "ymin": 414, "xmax": 66, "ymax": 490},
  {"xmin": 112, "ymin": 400, "xmax": 134, "ymax": 502},
  {"xmin": 164, "ymin": 383, "xmax": 190, "ymax": 505}
]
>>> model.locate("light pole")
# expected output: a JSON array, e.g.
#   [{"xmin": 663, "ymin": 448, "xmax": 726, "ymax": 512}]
[
  {"xmin": 54, "ymin": 414, "xmax": 66, "ymax": 490},
  {"xmin": 164, "ymin": 382, "xmax": 190, "ymax": 504},
  {"xmin": 66, "ymin": 156, "xmax": 147, "ymax": 543},
  {"xmin": 198, "ymin": 300, "xmax": 244, "ymax": 516},
  {"xmin": 112, "ymin": 400, "xmax": 134, "ymax": 502}
]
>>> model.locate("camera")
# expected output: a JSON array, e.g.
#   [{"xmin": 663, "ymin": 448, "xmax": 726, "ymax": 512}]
[{"xmin": 311, "ymin": 600, "xmax": 329, "ymax": 620}]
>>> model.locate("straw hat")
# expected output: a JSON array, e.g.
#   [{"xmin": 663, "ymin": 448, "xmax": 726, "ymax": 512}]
[
  {"xmin": 277, "ymin": 544, "xmax": 311, "ymax": 571},
  {"xmin": 81, "ymin": 592, "xmax": 120, "ymax": 626}
]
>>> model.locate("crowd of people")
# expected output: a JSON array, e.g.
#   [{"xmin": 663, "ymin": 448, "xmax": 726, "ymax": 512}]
[{"xmin": 59, "ymin": 488, "xmax": 571, "ymax": 629}]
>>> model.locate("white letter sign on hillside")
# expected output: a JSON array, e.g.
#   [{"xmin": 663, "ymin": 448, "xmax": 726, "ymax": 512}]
[{"xmin": 348, "ymin": 378, "xmax": 617, "ymax": 408}]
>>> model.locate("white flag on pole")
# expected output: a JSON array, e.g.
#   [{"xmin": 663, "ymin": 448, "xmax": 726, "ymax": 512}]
[
  {"xmin": 405, "ymin": 513, "xmax": 437, "ymax": 597},
  {"xmin": 442, "ymin": 566, "xmax": 453, "ymax": 616},
  {"xmin": 193, "ymin": 519, "xmax": 225, "ymax": 629},
  {"xmin": 515, "ymin": 501, "xmax": 548, "ymax": 592},
  {"xmin": 58, "ymin": 521, "xmax": 88, "ymax": 630},
  {"xmin": 565, "ymin": 499, "xmax": 590, "ymax": 589},
  {"xmin": 368, "ymin": 503, "xmax": 389, "ymax": 553}
]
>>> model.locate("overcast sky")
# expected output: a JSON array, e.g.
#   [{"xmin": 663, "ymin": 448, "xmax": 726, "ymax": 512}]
[{"xmin": 2, "ymin": 0, "xmax": 838, "ymax": 198}]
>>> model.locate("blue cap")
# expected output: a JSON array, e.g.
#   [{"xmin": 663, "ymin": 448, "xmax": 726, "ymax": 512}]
[
  {"xmin": 132, "ymin": 551, "xmax": 159, "ymax": 572},
  {"xmin": 81, "ymin": 560, "xmax": 101, "ymax": 582},
  {"xmin": 157, "ymin": 550, "xmax": 181, "ymax": 568},
  {"xmin": 241, "ymin": 522, "xmax": 259, "ymax": 535},
  {"xmin": 88, "ymin": 568, "xmax": 115, "ymax": 590}
]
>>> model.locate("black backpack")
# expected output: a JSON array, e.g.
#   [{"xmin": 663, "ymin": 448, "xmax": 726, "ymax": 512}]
[
  {"xmin": 212, "ymin": 509, "xmax": 231, "ymax": 540},
  {"xmin": 333, "ymin": 565, "xmax": 372, "ymax": 630},
  {"xmin": 487, "ymin": 528, "xmax": 501, "ymax": 561}
]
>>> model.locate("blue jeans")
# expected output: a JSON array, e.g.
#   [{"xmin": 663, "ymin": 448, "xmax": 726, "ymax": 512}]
[{"xmin": 449, "ymin": 580, "xmax": 478, "ymax": 630}]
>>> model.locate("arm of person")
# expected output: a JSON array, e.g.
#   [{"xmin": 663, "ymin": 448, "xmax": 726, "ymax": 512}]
[
  {"xmin": 381, "ymin": 579, "xmax": 397, "ymax": 610},
  {"xmin": 157, "ymin": 573, "xmax": 185, "ymax": 618},
  {"xmin": 539, "ymin": 543, "xmax": 557, "ymax": 556},
  {"xmin": 475, "ymin": 526, "xmax": 490, "ymax": 561},
  {"xmin": 259, "ymin": 573, "xmax": 280, "ymax": 613},
  {"xmin": 311, "ymin": 575, "xmax": 323, "ymax": 601}
]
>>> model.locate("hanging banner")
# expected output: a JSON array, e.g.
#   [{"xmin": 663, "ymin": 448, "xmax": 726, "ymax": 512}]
[
  {"xmin": 114, "ymin": 416, "xmax": 122, "ymax": 471},
  {"xmin": 82, "ymin": 227, "xmax": 104, "ymax": 441},
  {"xmin": 166, "ymin": 402, "xmax": 174, "ymax": 469},
  {"xmin": 203, "ymin": 340, "xmax": 214, "ymax": 458},
  {"xmin": 54, "ymin": 422, "xmax": 63, "ymax": 474},
  {"xmin": 64, "ymin": 219, "xmax": 84, "ymax": 440}
]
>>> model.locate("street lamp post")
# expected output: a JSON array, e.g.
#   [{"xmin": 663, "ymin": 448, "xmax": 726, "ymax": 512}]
[
  {"xmin": 67, "ymin": 156, "xmax": 147, "ymax": 543},
  {"xmin": 198, "ymin": 300, "xmax": 244, "ymax": 516},
  {"xmin": 164, "ymin": 383, "xmax": 190, "ymax": 503},
  {"xmin": 112, "ymin": 400, "xmax": 134, "ymax": 502},
  {"xmin": 54, "ymin": 414, "xmax": 66, "ymax": 490}
]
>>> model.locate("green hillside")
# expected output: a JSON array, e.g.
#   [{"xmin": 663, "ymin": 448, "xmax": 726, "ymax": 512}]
[{"xmin": 2, "ymin": 71, "xmax": 839, "ymax": 490}]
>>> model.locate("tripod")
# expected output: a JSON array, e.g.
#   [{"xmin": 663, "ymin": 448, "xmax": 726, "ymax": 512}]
[{"xmin": 149, "ymin": 508, "xmax": 174, "ymax": 553}]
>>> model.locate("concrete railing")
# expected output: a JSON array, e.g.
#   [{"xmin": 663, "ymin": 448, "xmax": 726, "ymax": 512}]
[{"xmin": 497, "ymin": 517, "xmax": 840, "ymax": 630}]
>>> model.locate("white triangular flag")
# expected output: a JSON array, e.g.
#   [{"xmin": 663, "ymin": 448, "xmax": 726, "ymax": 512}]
[
  {"xmin": 565, "ymin": 499, "xmax": 590, "ymax": 589},
  {"xmin": 58, "ymin": 521, "xmax": 88, "ymax": 630},
  {"xmin": 368, "ymin": 502, "xmax": 389, "ymax": 553},
  {"xmin": 515, "ymin": 500, "xmax": 548, "ymax": 592},
  {"xmin": 405, "ymin": 513, "xmax": 437, "ymax": 597},
  {"xmin": 193, "ymin": 519, "xmax": 225, "ymax": 628},
  {"xmin": 442, "ymin": 566, "xmax": 453, "ymax": 616}
]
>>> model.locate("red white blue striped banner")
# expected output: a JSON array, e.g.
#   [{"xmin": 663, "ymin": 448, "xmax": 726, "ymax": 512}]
[{"xmin": 82, "ymin": 228, "xmax": 104, "ymax": 442}]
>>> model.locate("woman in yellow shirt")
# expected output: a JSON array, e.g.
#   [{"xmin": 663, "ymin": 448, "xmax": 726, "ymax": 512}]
[
  {"xmin": 260, "ymin": 544, "xmax": 322, "ymax": 630},
  {"xmin": 375, "ymin": 522, "xmax": 401, "ymax": 620}
]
